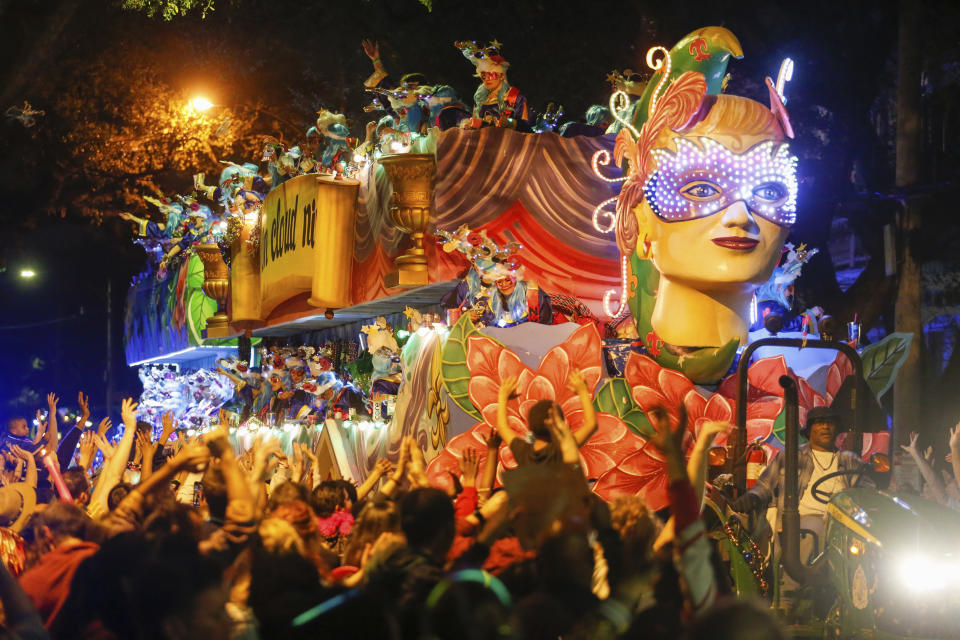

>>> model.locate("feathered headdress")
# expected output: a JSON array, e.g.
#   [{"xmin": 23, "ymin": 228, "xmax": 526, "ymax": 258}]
[
  {"xmin": 455, "ymin": 40, "xmax": 509, "ymax": 76},
  {"xmin": 436, "ymin": 224, "xmax": 522, "ymax": 281}
]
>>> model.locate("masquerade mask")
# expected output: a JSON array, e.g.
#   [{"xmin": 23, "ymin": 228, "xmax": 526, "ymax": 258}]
[{"xmin": 642, "ymin": 138, "xmax": 798, "ymax": 226}]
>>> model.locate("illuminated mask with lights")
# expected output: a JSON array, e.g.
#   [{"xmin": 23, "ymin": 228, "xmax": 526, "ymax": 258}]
[{"xmin": 642, "ymin": 138, "xmax": 798, "ymax": 226}]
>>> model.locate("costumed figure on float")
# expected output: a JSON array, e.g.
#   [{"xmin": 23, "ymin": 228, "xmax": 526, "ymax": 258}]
[
  {"xmin": 361, "ymin": 39, "xmax": 430, "ymax": 135},
  {"xmin": 362, "ymin": 317, "xmax": 403, "ymax": 420},
  {"xmin": 437, "ymin": 225, "xmax": 554, "ymax": 328},
  {"xmin": 455, "ymin": 40, "xmax": 530, "ymax": 130}
]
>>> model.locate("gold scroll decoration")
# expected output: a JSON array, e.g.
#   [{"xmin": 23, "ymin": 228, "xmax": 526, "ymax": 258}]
[{"xmin": 257, "ymin": 174, "xmax": 359, "ymax": 318}]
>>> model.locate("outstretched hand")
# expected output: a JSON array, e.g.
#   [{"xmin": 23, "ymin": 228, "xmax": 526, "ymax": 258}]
[
  {"xmin": 900, "ymin": 431, "xmax": 920, "ymax": 458},
  {"xmin": 78, "ymin": 430, "xmax": 98, "ymax": 471},
  {"xmin": 120, "ymin": 398, "xmax": 138, "ymax": 428},
  {"xmin": 498, "ymin": 376, "xmax": 519, "ymax": 401},
  {"xmin": 566, "ymin": 369, "xmax": 589, "ymax": 395},
  {"xmin": 950, "ymin": 423, "xmax": 960, "ymax": 452},
  {"xmin": 361, "ymin": 39, "xmax": 380, "ymax": 61},
  {"xmin": 172, "ymin": 442, "xmax": 210, "ymax": 473},
  {"xmin": 77, "ymin": 392, "xmax": 90, "ymax": 420},
  {"xmin": 648, "ymin": 406, "xmax": 686, "ymax": 456},
  {"xmin": 136, "ymin": 430, "xmax": 158, "ymax": 461},
  {"xmin": 459, "ymin": 448, "xmax": 479, "ymax": 486},
  {"xmin": 97, "ymin": 417, "xmax": 112, "ymax": 439},
  {"xmin": 95, "ymin": 434, "xmax": 118, "ymax": 463}
]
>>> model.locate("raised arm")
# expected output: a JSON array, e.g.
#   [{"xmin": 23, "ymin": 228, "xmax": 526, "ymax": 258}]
[
  {"xmin": 648, "ymin": 407, "xmax": 718, "ymax": 616},
  {"xmin": 45, "ymin": 393, "xmax": 60, "ymax": 451},
  {"xmin": 549, "ymin": 406, "xmax": 581, "ymax": 464},
  {"xmin": 77, "ymin": 391, "xmax": 90, "ymax": 428},
  {"xmin": 688, "ymin": 421, "xmax": 731, "ymax": 502},
  {"xmin": 361, "ymin": 39, "xmax": 388, "ymax": 88},
  {"xmin": 358, "ymin": 458, "xmax": 393, "ymax": 501},
  {"xmin": 495, "ymin": 377, "xmax": 521, "ymax": 446},
  {"xmin": 478, "ymin": 431, "xmax": 501, "ymax": 505},
  {"xmin": 380, "ymin": 437, "xmax": 410, "ymax": 498},
  {"xmin": 30, "ymin": 412, "xmax": 47, "ymax": 449},
  {"xmin": 89, "ymin": 398, "xmax": 139, "ymax": 513},
  {"xmin": 10, "ymin": 446, "xmax": 37, "ymax": 489},
  {"xmin": 203, "ymin": 419, "xmax": 255, "ymax": 525},
  {"xmin": 901, "ymin": 432, "xmax": 946, "ymax": 504},
  {"xmin": 136, "ymin": 430, "xmax": 158, "ymax": 482},
  {"xmin": 654, "ymin": 420, "xmax": 731, "ymax": 551},
  {"xmin": 567, "ymin": 370, "xmax": 598, "ymax": 447},
  {"xmin": 157, "ymin": 411, "xmax": 177, "ymax": 448}
]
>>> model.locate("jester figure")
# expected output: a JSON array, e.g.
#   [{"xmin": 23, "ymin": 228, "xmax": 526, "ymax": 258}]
[
  {"xmin": 423, "ymin": 85, "xmax": 470, "ymax": 130},
  {"xmin": 314, "ymin": 110, "xmax": 360, "ymax": 173},
  {"xmin": 361, "ymin": 40, "xmax": 430, "ymax": 135},
  {"xmin": 455, "ymin": 40, "xmax": 530, "ymax": 130},
  {"xmin": 437, "ymin": 225, "xmax": 555, "ymax": 329},
  {"xmin": 195, "ymin": 163, "xmax": 268, "ymax": 217}
]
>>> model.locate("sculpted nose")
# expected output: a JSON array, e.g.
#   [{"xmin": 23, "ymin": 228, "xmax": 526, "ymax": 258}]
[{"xmin": 719, "ymin": 200, "xmax": 759, "ymax": 233}]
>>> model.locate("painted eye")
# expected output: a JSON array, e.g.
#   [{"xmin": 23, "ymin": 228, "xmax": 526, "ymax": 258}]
[
  {"xmin": 681, "ymin": 181, "xmax": 721, "ymax": 201},
  {"xmin": 753, "ymin": 182, "xmax": 787, "ymax": 202}
]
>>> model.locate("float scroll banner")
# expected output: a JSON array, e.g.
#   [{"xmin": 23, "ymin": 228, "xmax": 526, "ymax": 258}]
[
  {"xmin": 257, "ymin": 174, "xmax": 359, "ymax": 318},
  {"xmin": 259, "ymin": 177, "xmax": 319, "ymax": 316}
]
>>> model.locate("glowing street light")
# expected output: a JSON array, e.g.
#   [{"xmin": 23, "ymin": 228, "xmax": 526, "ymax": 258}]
[
  {"xmin": 19, "ymin": 269, "xmax": 36, "ymax": 279},
  {"xmin": 190, "ymin": 96, "xmax": 214, "ymax": 112}
]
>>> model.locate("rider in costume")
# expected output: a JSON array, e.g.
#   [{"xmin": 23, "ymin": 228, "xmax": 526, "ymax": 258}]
[{"xmin": 455, "ymin": 40, "xmax": 530, "ymax": 130}]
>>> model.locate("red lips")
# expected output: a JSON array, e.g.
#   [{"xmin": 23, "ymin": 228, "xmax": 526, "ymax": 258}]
[{"xmin": 712, "ymin": 236, "xmax": 759, "ymax": 251}]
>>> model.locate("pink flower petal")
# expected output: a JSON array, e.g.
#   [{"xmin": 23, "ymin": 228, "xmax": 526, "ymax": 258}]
[
  {"xmin": 592, "ymin": 444, "xmax": 671, "ymax": 510},
  {"xmin": 748, "ymin": 356, "xmax": 790, "ymax": 396},
  {"xmin": 624, "ymin": 353, "xmax": 662, "ymax": 389},
  {"xmin": 658, "ymin": 368, "xmax": 695, "ymax": 408},
  {"xmin": 465, "ymin": 335, "xmax": 503, "ymax": 380}
]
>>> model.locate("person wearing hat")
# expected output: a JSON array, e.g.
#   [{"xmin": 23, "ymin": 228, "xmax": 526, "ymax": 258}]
[
  {"xmin": 455, "ymin": 40, "xmax": 530, "ymax": 130},
  {"xmin": 361, "ymin": 40, "xmax": 430, "ymax": 135},
  {"xmin": 731, "ymin": 405, "xmax": 873, "ymax": 604},
  {"xmin": 0, "ymin": 481, "xmax": 36, "ymax": 534},
  {"xmin": 732, "ymin": 406, "xmax": 873, "ymax": 523}
]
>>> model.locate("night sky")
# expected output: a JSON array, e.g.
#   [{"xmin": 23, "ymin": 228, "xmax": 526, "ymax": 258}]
[{"xmin": 1, "ymin": 0, "xmax": 957, "ymax": 420}]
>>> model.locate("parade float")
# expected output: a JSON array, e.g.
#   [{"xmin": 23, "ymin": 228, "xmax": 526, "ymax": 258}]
[{"xmin": 114, "ymin": 24, "xmax": 960, "ymax": 638}]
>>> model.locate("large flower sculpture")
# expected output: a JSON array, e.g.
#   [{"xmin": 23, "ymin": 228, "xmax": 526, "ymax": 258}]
[
  {"xmin": 594, "ymin": 353, "xmax": 740, "ymax": 509},
  {"xmin": 427, "ymin": 333, "xmax": 877, "ymax": 508},
  {"xmin": 426, "ymin": 324, "xmax": 647, "ymax": 491}
]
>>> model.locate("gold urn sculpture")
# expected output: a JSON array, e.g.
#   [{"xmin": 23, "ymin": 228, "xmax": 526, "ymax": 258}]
[
  {"xmin": 379, "ymin": 153, "xmax": 436, "ymax": 289},
  {"xmin": 195, "ymin": 243, "xmax": 231, "ymax": 338}
]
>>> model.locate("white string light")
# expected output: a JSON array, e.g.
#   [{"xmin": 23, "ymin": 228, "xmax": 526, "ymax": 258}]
[
  {"xmin": 646, "ymin": 46, "xmax": 672, "ymax": 115},
  {"xmin": 591, "ymin": 197, "xmax": 619, "ymax": 234},
  {"xmin": 609, "ymin": 90, "xmax": 640, "ymax": 139},
  {"xmin": 603, "ymin": 256, "xmax": 630, "ymax": 318},
  {"xmin": 591, "ymin": 149, "xmax": 627, "ymax": 183},
  {"xmin": 776, "ymin": 58, "xmax": 794, "ymax": 104}
]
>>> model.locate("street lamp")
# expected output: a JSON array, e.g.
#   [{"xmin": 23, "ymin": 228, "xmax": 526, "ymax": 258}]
[
  {"xmin": 19, "ymin": 269, "xmax": 36, "ymax": 279},
  {"xmin": 190, "ymin": 96, "xmax": 214, "ymax": 112},
  {"xmin": 190, "ymin": 96, "xmax": 301, "ymax": 133}
]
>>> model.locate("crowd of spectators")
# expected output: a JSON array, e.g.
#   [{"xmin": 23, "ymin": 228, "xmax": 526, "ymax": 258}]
[{"xmin": 0, "ymin": 375, "xmax": 957, "ymax": 640}]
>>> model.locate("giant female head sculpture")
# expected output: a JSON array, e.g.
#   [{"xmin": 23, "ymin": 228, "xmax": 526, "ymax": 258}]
[{"xmin": 613, "ymin": 44, "xmax": 796, "ymax": 381}]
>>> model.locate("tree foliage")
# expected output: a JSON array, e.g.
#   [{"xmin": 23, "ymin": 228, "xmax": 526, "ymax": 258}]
[{"xmin": 120, "ymin": 0, "xmax": 216, "ymax": 21}]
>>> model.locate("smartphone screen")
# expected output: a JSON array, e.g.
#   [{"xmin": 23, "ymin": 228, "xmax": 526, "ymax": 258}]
[{"xmin": 193, "ymin": 481, "xmax": 203, "ymax": 507}]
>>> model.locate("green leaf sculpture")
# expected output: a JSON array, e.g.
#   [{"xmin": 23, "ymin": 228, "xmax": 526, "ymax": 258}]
[
  {"xmin": 860, "ymin": 332, "xmax": 913, "ymax": 399},
  {"xmin": 592, "ymin": 378, "xmax": 654, "ymax": 439},
  {"xmin": 440, "ymin": 315, "xmax": 488, "ymax": 421}
]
